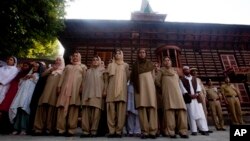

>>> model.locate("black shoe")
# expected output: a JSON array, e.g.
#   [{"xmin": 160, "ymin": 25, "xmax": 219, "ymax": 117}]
[
  {"xmin": 107, "ymin": 134, "xmax": 116, "ymax": 138},
  {"xmin": 208, "ymin": 130, "xmax": 213, "ymax": 133},
  {"xmin": 162, "ymin": 133, "xmax": 169, "ymax": 137},
  {"xmin": 179, "ymin": 134, "xmax": 189, "ymax": 138},
  {"xmin": 115, "ymin": 134, "xmax": 122, "ymax": 138},
  {"xmin": 32, "ymin": 132, "xmax": 43, "ymax": 136},
  {"xmin": 134, "ymin": 133, "xmax": 141, "ymax": 137},
  {"xmin": 65, "ymin": 133, "xmax": 74, "ymax": 137},
  {"xmin": 220, "ymin": 128, "xmax": 226, "ymax": 131},
  {"xmin": 54, "ymin": 132, "xmax": 65, "ymax": 136},
  {"xmin": 148, "ymin": 134, "xmax": 156, "ymax": 139},
  {"xmin": 191, "ymin": 132, "xmax": 197, "ymax": 136},
  {"xmin": 200, "ymin": 131, "xmax": 209, "ymax": 136},
  {"xmin": 90, "ymin": 134, "xmax": 97, "ymax": 137},
  {"xmin": 140, "ymin": 134, "xmax": 148, "ymax": 139},
  {"xmin": 217, "ymin": 128, "xmax": 226, "ymax": 131},
  {"xmin": 80, "ymin": 134, "xmax": 90, "ymax": 138},
  {"xmin": 127, "ymin": 134, "xmax": 133, "ymax": 137},
  {"xmin": 170, "ymin": 135, "xmax": 177, "ymax": 138}
]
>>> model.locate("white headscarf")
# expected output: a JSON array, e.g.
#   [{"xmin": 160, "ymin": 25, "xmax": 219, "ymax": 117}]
[
  {"xmin": 51, "ymin": 56, "xmax": 65, "ymax": 75},
  {"xmin": 0, "ymin": 56, "xmax": 19, "ymax": 103}
]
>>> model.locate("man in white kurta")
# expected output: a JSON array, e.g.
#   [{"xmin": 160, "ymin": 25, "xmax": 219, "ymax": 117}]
[
  {"xmin": 190, "ymin": 68, "xmax": 208, "ymax": 117},
  {"xmin": 179, "ymin": 66, "xmax": 209, "ymax": 136}
]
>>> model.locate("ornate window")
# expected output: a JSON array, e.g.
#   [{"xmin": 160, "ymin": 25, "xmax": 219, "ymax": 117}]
[
  {"xmin": 156, "ymin": 45, "xmax": 181, "ymax": 68},
  {"xmin": 220, "ymin": 54, "xmax": 238, "ymax": 70}
]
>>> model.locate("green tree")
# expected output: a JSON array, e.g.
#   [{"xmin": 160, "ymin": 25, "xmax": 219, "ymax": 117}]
[
  {"xmin": 27, "ymin": 39, "xmax": 60, "ymax": 60},
  {"xmin": 0, "ymin": 0, "xmax": 66, "ymax": 59}
]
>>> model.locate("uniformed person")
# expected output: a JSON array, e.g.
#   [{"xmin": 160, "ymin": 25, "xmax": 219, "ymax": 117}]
[
  {"xmin": 206, "ymin": 79, "xmax": 225, "ymax": 130},
  {"xmin": 220, "ymin": 77, "xmax": 244, "ymax": 125}
]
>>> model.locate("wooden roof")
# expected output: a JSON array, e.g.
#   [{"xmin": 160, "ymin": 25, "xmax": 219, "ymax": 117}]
[{"xmin": 59, "ymin": 19, "xmax": 250, "ymax": 52}]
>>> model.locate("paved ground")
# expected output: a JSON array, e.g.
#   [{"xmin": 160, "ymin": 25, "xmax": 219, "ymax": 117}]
[
  {"xmin": 1, "ymin": 115, "xmax": 249, "ymax": 141},
  {"xmin": 0, "ymin": 126, "xmax": 229, "ymax": 141}
]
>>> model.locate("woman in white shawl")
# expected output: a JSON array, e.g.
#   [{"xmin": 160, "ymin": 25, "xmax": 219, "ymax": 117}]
[
  {"xmin": 33, "ymin": 56, "xmax": 65, "ymax": 135},
  {"xmin": 0, "ymin": 56, "xmax": 19, "ymax": 105},
  {"xmin": 9, "ymin": 62, "xmax": 42, "ymax": 135}
]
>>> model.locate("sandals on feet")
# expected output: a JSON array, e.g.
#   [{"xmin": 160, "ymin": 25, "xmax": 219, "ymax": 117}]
[
  {"xmin": 11, "ymin": 131, "xmax": 19, "ymax": 135},
  {"xmin": 20, "ymin": 131, "xmax": 27, "ymax": 135}
]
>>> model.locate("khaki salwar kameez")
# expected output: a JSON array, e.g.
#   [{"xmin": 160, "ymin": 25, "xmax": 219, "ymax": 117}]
[
  {"xmin": 156, "ymin": 68, "xmax": 188, "ymax": 136},
  {"xmin": 106, "ymin": 62, "xmax": 129, "ymax": 135},
  {"xmin": 56, "ymin": 64, "xmax": 87, "ymax": 135},
  {"xmin": 33, "ymin": 72, "xmax": 61, "ymax": 133},
  {"xmin": 81, "ymin": 67, "xmax": 105, "ymax": 136},
  {"xmin": 136, "ymin": 72, "xmax": 158, "ymax": 136}
]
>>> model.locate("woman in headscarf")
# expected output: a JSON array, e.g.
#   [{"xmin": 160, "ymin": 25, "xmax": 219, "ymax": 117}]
[
  {"xmin": 28, "ymin": 62, "xmax": 47, "ymax": 134},
  {"xmin": 105, "ymin": 49, "xmax": 129, "ymax": 137},
  {"xmin": 33, "ymin": 56, "xmax": 65, "ymax": 135},
  {"xmin": 80, "ymin": 56, "xmax": 105, "ymax": 137},
  {"xmin": 130, "ymin": 48, "xmax": 158, "ymax": 139},
  {"xmin": 0, "ymin": 56, "xmax": 19, "ymax": 134},
  {"xmin": 56, "ymin": 51, "xmax": 87, "ymax": 136},
  {"xmin": 0, "ymin": 56, "xmax": 19, "ymax": 105},
  {"xmin": 155, "ymin": 57, "xmax": 188, "ymax": 138},
  {"xmin": 9, "ymin": 62, "xmax": 42, "ymax": 135}
]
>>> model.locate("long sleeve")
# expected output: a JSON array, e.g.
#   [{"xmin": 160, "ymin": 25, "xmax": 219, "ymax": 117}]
[{"xmin": 196, "ymin": 79, "xmax": 202, "ymax": 92}]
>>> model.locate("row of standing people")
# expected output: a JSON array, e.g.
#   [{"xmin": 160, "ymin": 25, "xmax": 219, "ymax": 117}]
[
  {"xmin": 0, "ymin": 50, "xmax": 183, "ymax": 138},
  {"xmin": 0, "ymin": 48, "xmax": 244, "ymax": 138},
  {"xmin": 0, "ymin": 58, "xmax": 46, "ymax": 134},
  {"xmin": 0, "ymin": 54, "xmax": 138, "ymax": 137},
  {"xmin": 187, "ymin": 67, "xmax": 244, "ymax": 127},
  {"xmin": 0, "ymin": 50, "xmax": 210, "ymax": 139}
]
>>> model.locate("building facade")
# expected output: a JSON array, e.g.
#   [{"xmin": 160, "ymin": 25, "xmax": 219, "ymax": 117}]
[{"xmin": 59, "ymin": 19, "xmax": 250, "ymax": 115}]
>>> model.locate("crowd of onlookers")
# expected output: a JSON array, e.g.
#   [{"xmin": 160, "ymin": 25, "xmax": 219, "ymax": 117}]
[{"xmin": 0, "ymin": 48, "xmax": 246, "ymax": 139}]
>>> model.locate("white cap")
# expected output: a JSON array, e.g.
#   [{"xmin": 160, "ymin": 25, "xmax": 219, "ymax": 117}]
[
  {"xmin": 183, "ymin": 66, "xmax": 189, "ymax": 70},
  {"xmin": 190, "ymin": 67, "xmax": 198, "ymax": 71}
]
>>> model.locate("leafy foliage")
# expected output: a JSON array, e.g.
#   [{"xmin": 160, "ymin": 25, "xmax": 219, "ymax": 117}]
[
  {"xmin": 27, "ymin": 39, "xmax": 60, "ymax": 59},
  {"xmin": 0, "ymin": 0, "xmax": 66, "ymax": 59}
]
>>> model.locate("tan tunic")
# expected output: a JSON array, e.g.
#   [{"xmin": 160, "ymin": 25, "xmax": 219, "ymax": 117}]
[
  {"xmin": 156, "ymin": 68, "xmax": 186, "ymax": 110},
  {"xmin": 220, "ymin": 83, "xmax": 243, "ymax": 125},
  {"xmin": 135, "ymin": 71, "xmax": 157, "ymax": 108},
  {"xmin": 206, "ymin": 87, "xmax": 219, "ymax": 100},
  {"xmin": 106, "ymin": 63, "xmax": 129, "ymax": 102},
  {"xmin": 56, "ymin": 64, "xmax": 87, "ymax": 107},
  {"xmin": 82, "ymin": 68, "xmax": 104, "ymax": 110},
  {"xmin": 38, "ymin": 72, "xmax": 61, "ymax": 106},
  {"xmin": 221, "ymin": 83, "xmax": 238, "ymax": 97}
]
